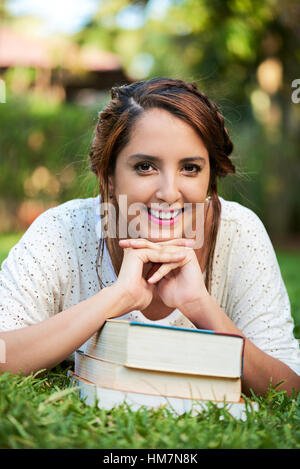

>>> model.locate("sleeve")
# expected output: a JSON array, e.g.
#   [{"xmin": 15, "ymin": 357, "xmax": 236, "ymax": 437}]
[
  {"xmin": 0, "ymin": 208, "xmax": 78, "ymax": 331},
  {"xmin": 226, "ymin": 209, "xmax": 300, "ymax": 376}
]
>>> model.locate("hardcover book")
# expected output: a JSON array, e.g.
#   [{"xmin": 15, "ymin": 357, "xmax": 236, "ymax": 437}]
[
  {"xmin": 68, "ymin": 371, "xmax": 258, "ymax": 421},
  {"xmin": 75, "ymin": 350, "xmax": 242, "ymax": 402},
  {"xmin": 84, "ymin": 319, "xmax": 245, "ymax": 378}
]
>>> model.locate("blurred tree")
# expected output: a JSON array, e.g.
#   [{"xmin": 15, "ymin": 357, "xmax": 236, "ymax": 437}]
[
  {"xmin": 73, "ymin": 0, "xmax": 300, "ymax": 242},
  {"xmin": 0, "ymin": 0, "xmax": 299, "ymax": 242},
  {"xmin": 0, "ymin": 0, "xmax": 10, "ymax": 22},
  {"xmin": 75, "ymin": 0, "xmax": 278, "ymax": 101}
]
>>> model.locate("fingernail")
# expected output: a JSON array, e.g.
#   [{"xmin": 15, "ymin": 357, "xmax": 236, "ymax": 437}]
[{"xmin": 148, "ymin": 273, "xmax": 159, "ymax": 283}]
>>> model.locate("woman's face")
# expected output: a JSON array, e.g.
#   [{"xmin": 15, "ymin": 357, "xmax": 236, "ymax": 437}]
[{"xmin": 109, "ymin": 108, "xmax": 210, "ymax": 244}]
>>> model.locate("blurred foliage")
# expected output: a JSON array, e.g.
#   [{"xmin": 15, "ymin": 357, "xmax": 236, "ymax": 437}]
[
  {"xmin": 0, "ymin": 0, "xmax": 300, "ymax": 242},
  {"xmin": 75, "ymin": 0, "xmax": 300, "ymax": 242},
  {"xmin": 0, "ymin": 92, "xmax": 107, "ymax": 230},
  {"xmin": 0, "ymin": 92, "xmax": 100, "ymax": 201},
  {"xmin": 75, "ymin": 0, "xmax": 299, "ymax": 102}
]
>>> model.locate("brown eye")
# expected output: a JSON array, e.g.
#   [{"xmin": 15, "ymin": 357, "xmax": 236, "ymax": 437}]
[
  {"xmin": 134, "ymin": 162, "xmax": 154, "ymax": 172},
  {"xmin": 183, "ymin": 164, "xmax": 201, "ymax": 174}
]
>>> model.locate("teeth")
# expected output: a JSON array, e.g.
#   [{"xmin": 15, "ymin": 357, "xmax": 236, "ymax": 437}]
[{"xmin": 149, "ymin": 209, "xmax": 182, "ymax": 220}]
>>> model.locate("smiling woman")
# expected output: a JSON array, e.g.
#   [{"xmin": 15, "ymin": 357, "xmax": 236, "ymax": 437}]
[
  {"xmin": 109, "ymin": 109, "xmax": 210, "ymax": 248},
  {"xmin": 0, "ymin": 77, "xmax": 299, "ymax": 396},
  {"xmin": 90, "ymin": 79, "xmax": 235, "ymax": 295}
]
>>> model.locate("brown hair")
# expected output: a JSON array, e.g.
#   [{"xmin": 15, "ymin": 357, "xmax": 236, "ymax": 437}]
[{"xmin": 89, "ymin": 77, "xmax": 235, "ymax": 294}]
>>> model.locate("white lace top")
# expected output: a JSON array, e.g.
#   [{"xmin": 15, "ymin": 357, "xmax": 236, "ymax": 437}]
[{"xmin": 0, "ymin": 196, "xmax": 299, "ymax": 374}]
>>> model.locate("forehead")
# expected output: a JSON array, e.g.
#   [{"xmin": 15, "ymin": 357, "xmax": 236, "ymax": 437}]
[{"xmin": 120, "ymin": 107, "xmax": 209, "ymax": 160}]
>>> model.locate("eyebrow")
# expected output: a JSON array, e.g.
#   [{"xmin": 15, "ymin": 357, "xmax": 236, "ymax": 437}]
[{"xmin": 129, "ymin": 153, "xmax": 206, "ymax": 164}]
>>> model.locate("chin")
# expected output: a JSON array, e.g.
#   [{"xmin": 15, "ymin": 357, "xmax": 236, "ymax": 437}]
[{"xmin": 146, "ymin": 234, "xmax": 184, "ymax": 243}]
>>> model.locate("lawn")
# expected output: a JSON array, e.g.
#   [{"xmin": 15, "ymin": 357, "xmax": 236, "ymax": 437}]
[
  {"xmin": 0, "ymin": 233, "xmax": 300, "ymax": 449},
  {"xmin": 0, "ymin": 367, "xmax": 299, "ymax": 450}
]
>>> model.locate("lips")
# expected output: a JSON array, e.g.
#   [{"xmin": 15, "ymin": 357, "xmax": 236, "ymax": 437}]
[
  {"xmin": 147, "ymin": 207, "xmax": 183, "ymax": 225},
  {"xmin": 147, "ymin": 207, "xmax": 183, "ymax": 220}
]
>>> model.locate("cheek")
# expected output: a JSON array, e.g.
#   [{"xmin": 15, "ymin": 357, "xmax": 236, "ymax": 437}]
[
  {"xmin": 115, "ymin": 176, "xmax": 153, "ymax": 201},
  {"xmin": 114, "ymin": 174, "xmax": 152, "ymax": 222},
  {"xmin": 182, "ymin": 178, "xmax": 209, "ymax": 201}
]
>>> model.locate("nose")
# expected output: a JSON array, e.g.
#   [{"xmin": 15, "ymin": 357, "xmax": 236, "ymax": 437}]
[{"xmin": 155, "ymin": 172, "xmax": 181, "ymax": 206}]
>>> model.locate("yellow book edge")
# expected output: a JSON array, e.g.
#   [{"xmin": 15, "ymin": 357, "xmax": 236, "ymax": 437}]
[
  {"xmin": 68, "ymin": 370, "xmax": 259, "ymax": 420},
  {"xmin": 75, "ymin": 351, "xmax": 242, "ymax": 402}
]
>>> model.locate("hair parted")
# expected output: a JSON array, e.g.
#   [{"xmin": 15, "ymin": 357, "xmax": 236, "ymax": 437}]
[{"xmin": 89, "ymin": 77, "xmax": 235, "ymax": 294}]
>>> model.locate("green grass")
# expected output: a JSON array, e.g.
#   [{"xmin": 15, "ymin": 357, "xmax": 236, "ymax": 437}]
[
  {"xmin": 277, "ymin": 251, "xmax": 300, "ymax": 338},
  {"xmin": 0, "ymin": 233, "xmax": 300, "ymax": 449},
  {"xmin": 0, "ymin": 367, "xmax": 299, "ymax": 449}
]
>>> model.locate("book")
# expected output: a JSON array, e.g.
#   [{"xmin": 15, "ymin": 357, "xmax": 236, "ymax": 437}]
[
  {"xmin": 84, "ymin": 319, "xmax": 245, "ymax": 378},
  {"xmin": 68, "ymin": 371, "xmax": 258, "ymax": 421},
  {"xmin": 75, "ymin": 350, "xmax": 242, "ymax": 402}
]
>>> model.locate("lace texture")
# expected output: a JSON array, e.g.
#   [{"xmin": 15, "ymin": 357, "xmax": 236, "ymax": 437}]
[{"xmin": 0, "ymin": 196, "xmax": 299, "ymax": 374}]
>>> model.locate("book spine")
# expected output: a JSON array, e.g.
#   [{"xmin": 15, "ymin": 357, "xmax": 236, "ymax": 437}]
[{"xmin": 240, "ymin": 337, "xmax": 246, "ymax": 377}]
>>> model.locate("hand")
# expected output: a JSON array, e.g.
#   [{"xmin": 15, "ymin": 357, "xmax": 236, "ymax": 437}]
[
  {"xmin": 118, "ymin": 238, "xmax": 209, "ymax": 311},
  {"xmin": 114, "ymin": 238, "xmax": 194, "ymax": 312}
]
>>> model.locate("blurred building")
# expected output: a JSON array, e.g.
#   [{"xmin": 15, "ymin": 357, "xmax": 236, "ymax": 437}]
[{"xmin": 0, "ymin": 27, "xmax": 129, "ymax": 102}]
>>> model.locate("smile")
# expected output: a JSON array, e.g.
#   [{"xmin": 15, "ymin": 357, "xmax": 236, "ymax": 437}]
[{"xmin": 147, "ymin": 208, "xmax": 183, "ymax": 225}]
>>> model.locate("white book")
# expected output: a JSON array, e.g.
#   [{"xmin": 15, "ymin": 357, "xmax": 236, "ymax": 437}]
[
  {"xmin": 68, "ymin": 371, "xmax": 259, "ymax": 422},
  {"xmin": 85, "ymin": 319, "xmax": 245, "ymax": 378},
  {"xmin": 75, "ymin": 350, "xmax": 242, "ymax": 402}
]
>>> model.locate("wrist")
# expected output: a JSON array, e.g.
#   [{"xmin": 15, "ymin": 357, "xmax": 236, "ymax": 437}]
[
  {"xmin": 179, "ymin": 292, "xmax": 209, "ymax": 322},
  {"xmin": 103, "ymin": 283, "xmax": 135, "ymax": 318},
  {"xmin": 179, "ymin": 293, "xmax": 225, "ymax": 331}
]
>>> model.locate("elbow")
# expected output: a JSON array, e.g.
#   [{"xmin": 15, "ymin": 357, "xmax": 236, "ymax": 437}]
[
  {"xmin": 0, "ymin": 360, "xmax": 48, "ymax": 377},
  {"xmin": 283, "ymin": 368, "xmax": 300, "ymax": 397},
  {"xmin": 0, "ymin": 331, "xmax": 47, "ymax": 377}
]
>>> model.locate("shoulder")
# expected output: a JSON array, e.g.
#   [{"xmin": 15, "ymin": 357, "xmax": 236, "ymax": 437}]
[
  {"xmin": 6, "ymin": 197, "xmax": 98, "ymax": 264},
  {"xmin": 216, "ymin": 197, "xmax": 281, "ymax": 292},
  {"xmin": 35, "ymin": 197, "xmax": 96, "ymax": 226},
  {"xmin": 22, "ymin": 197, "xmax": 97, "ymax": 240},
  {"xmin": 218, "ymin": 196, "xmax": 269, "ymax": 246},
  {"xmin": 219, "ymin": 196, "xmax": 264, "ymax": 228},
  {"xmin": 216, "ymin": 197, "xmax": 278, "ymax": 275}
]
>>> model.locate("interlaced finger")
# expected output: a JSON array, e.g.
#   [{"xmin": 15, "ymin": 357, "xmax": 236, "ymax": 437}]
[
  {"xmin": 147, "ymin": 261, "xmax": 181, "ymax": 284},
  {"xmin": 137, "ymin": 247, "xmax": 187, "ymax": 264},
  {"xmin": 119, "ymin": 237, "xmax": 195, "ymax": 249}
]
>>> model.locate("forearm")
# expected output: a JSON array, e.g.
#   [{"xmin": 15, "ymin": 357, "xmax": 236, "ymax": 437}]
[
  {"xmin": 0, "ymin": 284, "xmax": 130, "ymax": 376},
  {"xmin": 180, "ymin": 294, "xmax": 300, "ymax": 396}
]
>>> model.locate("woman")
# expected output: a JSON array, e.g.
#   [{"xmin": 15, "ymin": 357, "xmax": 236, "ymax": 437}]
[{"xmin": 0, "ymin": 78, "xmax": 299, "ymax": 396}]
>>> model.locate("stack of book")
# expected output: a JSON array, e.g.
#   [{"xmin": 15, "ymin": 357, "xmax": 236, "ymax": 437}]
[{"xmin": 70, "ymin": 319, "xmax": 256, "ymax": 419}]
